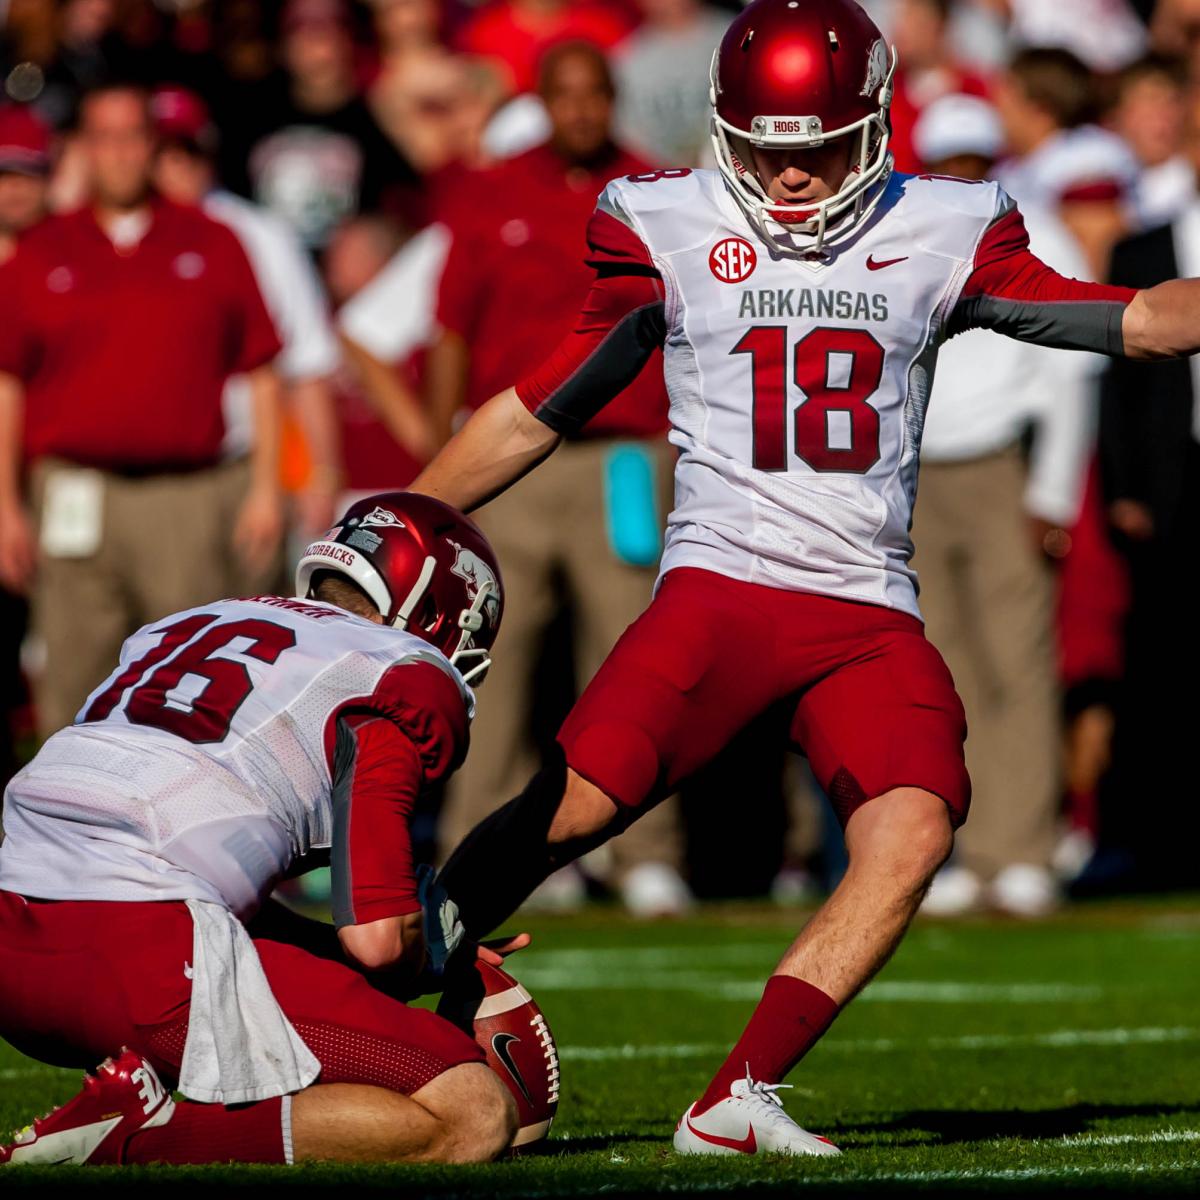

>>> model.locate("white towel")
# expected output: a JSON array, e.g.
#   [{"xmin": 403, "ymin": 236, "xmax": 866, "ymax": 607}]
[{"xmin": 178, "ymin": 899, "xmax": 321, "ymax": 1105}]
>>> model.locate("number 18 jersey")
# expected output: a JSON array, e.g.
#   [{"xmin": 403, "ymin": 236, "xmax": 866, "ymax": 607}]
[{"xmin": 517, "ymin": 168, "xmax": 1133, "ymax": 617}]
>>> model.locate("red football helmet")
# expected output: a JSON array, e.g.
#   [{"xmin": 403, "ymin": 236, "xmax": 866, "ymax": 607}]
[
  {"xmin": 294, "ymin": 493, "xmax": 503, "ymax": 686},
  {"xmin": 710, "ymin": 0, "xmax": 896, "ymax": 253}
]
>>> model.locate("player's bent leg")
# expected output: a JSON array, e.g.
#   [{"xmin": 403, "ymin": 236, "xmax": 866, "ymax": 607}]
[
  {"xmin": 410, "ymin": 1062, "xmax": 518, "ymax": 1163},
  {"xmin": 1, "ymin": 1052, "xmax": 516, "ymax": 1166},
  {"xmin": 438, "ymin": 569, "xmax": 782, "ymax": 939},
  {"xmin": 547, "ymin": 768, "xmax": 622, "ymax": 845},
  {"xmin": 290, "ymin": 1063, "xmax": 517, "ymax": 1164},
  {"xmin": 438, "ymin": 757, "xmax": 626, "ymax": 940}
]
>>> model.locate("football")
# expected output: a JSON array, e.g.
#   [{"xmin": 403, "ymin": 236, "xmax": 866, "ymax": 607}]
[{"xmin": 437, "ymin": 960, "xmax": 560, "ymax": 1149}]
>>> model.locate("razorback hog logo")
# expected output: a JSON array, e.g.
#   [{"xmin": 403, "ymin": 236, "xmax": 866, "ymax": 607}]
[
  {"xmin": 860, "ymin": 37, "xmax": 889, "ymax": 99},
  {"xmin": 449, "ymin": 542, "xmax": 500, "ymax": 624},
  {"xmin": 358, "ymin": 506, "xmax": 406, "ymax": 529}
]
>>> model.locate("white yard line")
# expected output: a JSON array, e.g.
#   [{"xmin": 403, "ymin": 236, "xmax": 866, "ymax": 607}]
[
  {"xmin": 1052, "ymin": 1130, "xmax": 1200, "ymax": 1148},
  {"xmin": 811, "ymin": 1163, "xmax": 1199, "ymax": 1185},
  {"xmin": 515, "ymin": 966, "xmax": 1104, "ymax": 1003},
  {"xmin": 561, "ymin": 1025, "xmax": 1199, "ymax": 1061},
  {"xmin": 502, "ymin": 1161, "xmax": 1199, "ymax": 1196}
]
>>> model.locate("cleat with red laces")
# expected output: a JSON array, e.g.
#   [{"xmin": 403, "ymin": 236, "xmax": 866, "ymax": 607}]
[
  {"xmin": 0, "ymin": 1048, "xmax": 174, "ymax": 1166},
  {"xmin": 673, "ymin": 1072, "xmax": 841, "ymax": 1157}
]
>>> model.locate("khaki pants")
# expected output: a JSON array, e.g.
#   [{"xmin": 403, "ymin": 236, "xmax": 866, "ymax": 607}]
[
  {"xmin": 440, "ymin": 438, "xmax": 683, "ymax": 880},
  {"xmin": 31, "ymin": 458, "xmax": 261, "ymax": 738},
  {"xmin": 910, "ymin": 446, "xmax": 1060, "ymax": 878}
]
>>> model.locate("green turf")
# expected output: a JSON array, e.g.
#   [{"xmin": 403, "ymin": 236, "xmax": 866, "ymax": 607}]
[{"xmin": 3, "ymin": 898, "xmax": 1199, "ymax": 1194}]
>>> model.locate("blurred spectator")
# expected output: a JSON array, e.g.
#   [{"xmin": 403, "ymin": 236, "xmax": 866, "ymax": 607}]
[
  {"xmin": 1004, "ymin": 0, "xmax": 1148, "ymax": 73},
  {"xmin": 995, "ymin": 47, "xmax": 1139, "ymax": 278},
  {"xmin": 912, "ymin": 95, "xmax": 1101, "ymax": 918},
  {"xmin": 0, "ymin": 102, "xmax": 49, "ymax": 789},
  {"xmin": 454, "ymin": 0, "xmax": 636, "ymax": 96},
  {"xmin": 152, "ymin": 84, "xmax": 343, "ymax": 546},
  {"xmin": 222, "ymin": 0, "xmax": 420, "ymax": 250},
  {"xmin": 1054, "ymin": 462, "xmax": 1128, "ymax": 879},
  {"xmin": 428, "ymin": 42, "xmax": 690, "ymax": 916},
  {"xmin": 366, "ymin": 0, "xmax": 505, "ymax": 176},
  {"xmin": 0, "ymin": 103, "xmax": 49, "ymax": 259},
  {"xmin": 611, "ymin": 0, "xmax": 729, "ymax": 167},
  {"xmin": 1, "ymin": 0, "xmax": 60, "ymax": 88},
  {"xmin": 330, "ymin": 213, "xmax": 440, "ymax": 495},
  {"xmin": 0, "ymin": 83, "xmax": 283, "ymax": 737},
  {"xmin": 1151, "ymin": 0, "xmax": 1200, "ymax": 74},
  {"xmin": 30, "ymin": 0, "xmax": 136, "ymax": 130},
  {"xmin": 888, "ymin": 0, "xmax": 991, "ymax": 173},
  {"xmin": 1095, "ymin": 81, "xmax": 1200, "ymax": 889},
  {"xmin": 1111, "ymin": 54, "xmax": 1194, "ymax": 228}
]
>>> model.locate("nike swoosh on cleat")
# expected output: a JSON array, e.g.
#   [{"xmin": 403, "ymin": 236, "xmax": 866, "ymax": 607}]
[
  {"xmin": 866, "ymin": 254, "xmax": 908, "ymax": 270},
  {"xmin": 685, "ymin": 1115, "xmax": 758, "ymax": 1153}
]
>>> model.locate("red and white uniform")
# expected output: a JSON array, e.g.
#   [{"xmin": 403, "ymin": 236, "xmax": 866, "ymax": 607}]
[
  {"xmin": 522, "ymin": 168, "xmax": 1132, "ymax": 618},
  {"xmin": 517, "ymin": 167, "xmax": 1135, "ymax": 825},
  {"xmin": 0, "ymin": 596, "xmax": 484, "ymax": 1107},
  {"xmin": 0, "ymin": 595, "xmax": 470, "ymax": 921}
]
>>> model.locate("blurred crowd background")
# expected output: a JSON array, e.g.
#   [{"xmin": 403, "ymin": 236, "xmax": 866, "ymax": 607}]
[{"xmin": 1, "ymin": 0, "xmax": 1198, "ymax": 919}]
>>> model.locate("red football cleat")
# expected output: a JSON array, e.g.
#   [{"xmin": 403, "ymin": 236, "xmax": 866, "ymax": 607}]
[{"xmin": 0, "ymin": 1048, "xmax": 174, "ymax": 1166}]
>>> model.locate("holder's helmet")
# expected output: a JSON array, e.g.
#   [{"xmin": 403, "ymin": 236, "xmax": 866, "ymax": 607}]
[{"xmin": 295, "ymin": 493, "xmax": 503, "ymax": 686}]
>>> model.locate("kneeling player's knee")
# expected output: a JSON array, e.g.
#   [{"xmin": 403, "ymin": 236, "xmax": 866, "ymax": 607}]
[{"xmin": 430, "ymin": 1067, "xmax": 517, "ymax": 1163}]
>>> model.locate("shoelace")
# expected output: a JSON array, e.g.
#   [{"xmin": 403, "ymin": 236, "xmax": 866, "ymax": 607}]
[{"xmin": 740, "ymin": 1073, "xmax": 801, "ymax": 1131}]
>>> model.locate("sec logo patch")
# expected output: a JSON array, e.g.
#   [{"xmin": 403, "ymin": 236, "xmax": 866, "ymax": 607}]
[{"xmin": 709, "ymin": 237, "xmax": 757, "ymax": 284}]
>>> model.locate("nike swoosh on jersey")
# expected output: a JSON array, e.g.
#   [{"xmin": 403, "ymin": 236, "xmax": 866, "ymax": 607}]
[
  {"xmin": 866, "ymin": 254, "xmax": 909, "ymax": 270},
  {"xmin": 685, "ymin": 1114, "xmax": 758, "ymax": 1153},
  {"xmin": 491, "ymin": 1033, "xmax": 533, "ymax": 1104}
]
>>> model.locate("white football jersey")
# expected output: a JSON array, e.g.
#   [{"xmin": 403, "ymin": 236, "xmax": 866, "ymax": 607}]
[
  {"xmin": 597, "ymin": 168, "xmax": 1015, "ymax": 617},
  {"xmin": 0, "ymin": 597, "xmax": 471, "ymax": 917}
]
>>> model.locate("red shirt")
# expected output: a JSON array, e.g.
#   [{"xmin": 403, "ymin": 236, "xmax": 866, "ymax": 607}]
[
  {"xmin": 454, "ymin": 1, "xmax": 636, "ymax": 94},
  {"xmin": 335, "ymin": 352, "xmax": 427, "ymax": 492},
  {"xmin": 437, "ymin": 143, "xmax": 668, "ymax": 439},
  {"xmin": 0, "ymin": 199, "xmax": 282, "ymax": 470}
]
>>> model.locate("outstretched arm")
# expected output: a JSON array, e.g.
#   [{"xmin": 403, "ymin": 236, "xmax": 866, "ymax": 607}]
[
  {"xmin": 949, "ymin": 206, "xmax": 1143, "ymax": 357},
  {"xmin": 1121, "ymin": 281, "xmax": 1200, "ymax": 360},
  {"xmin": 412, "ymin": 205, "xmax": 666, "ymax": 512},
  {"xmin": 952, "ymin": 204, "xmax": 1200, "ymax": 360},
  {"xmin": 411, "ymin": 386, "xmax": 561, "ymax": 513}
]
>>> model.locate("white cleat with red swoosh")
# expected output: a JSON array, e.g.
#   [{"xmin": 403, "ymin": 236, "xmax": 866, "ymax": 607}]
[{"xmin": 673, "ymin": 1074, "xmax": 841, "ymax": 1157}]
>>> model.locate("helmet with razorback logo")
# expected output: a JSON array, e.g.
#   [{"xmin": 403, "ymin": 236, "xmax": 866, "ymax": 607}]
[
  {"xmin": 709, "ymin": 0, "xmax": 896, "ymax": 254},
  {"xmin": 295, "ymin": 493, "xmax": 503, "ymax": 686}
]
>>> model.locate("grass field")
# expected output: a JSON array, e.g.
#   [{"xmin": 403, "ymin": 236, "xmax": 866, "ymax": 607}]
[{"xmin": 2, "ymin": 897, "xmax": 1198, "ymax": 1194}]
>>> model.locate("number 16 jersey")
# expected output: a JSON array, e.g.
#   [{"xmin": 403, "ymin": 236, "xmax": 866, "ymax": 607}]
[
  {"xmin": 517, "ymin": 168, "xmax": 1134, "ymax": 618},
  {"xmin": 0, "ymin": 597, "xmax": 472, "ymax": 918}
]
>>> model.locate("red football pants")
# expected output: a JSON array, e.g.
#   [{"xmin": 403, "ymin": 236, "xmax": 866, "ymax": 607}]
[
  {"xmin": 559, "ymin": 567, "xmax": 971, "ymax": 826},
  {"xmin": 0, "ymin": 892, "xmax": 483, "ymax": 1094}
]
